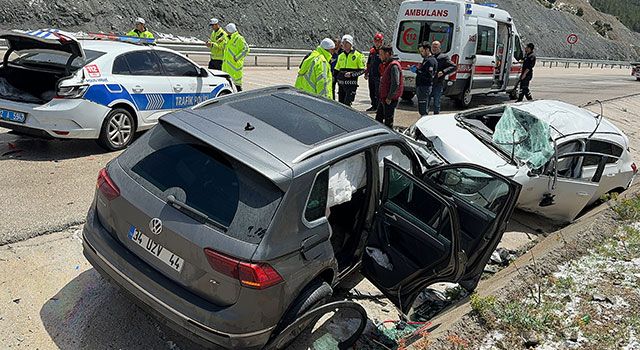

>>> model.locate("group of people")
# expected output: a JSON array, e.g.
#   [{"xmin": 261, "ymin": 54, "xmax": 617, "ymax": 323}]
[
  {"xmin": 294, "ymin": 34, "xmax": 459, "ymax": 128},
  {"xmin": 124, "ymin": 18, "xmax": 537, "ymax": 125},
  {"xmin": 295, "ymin": 34, "xmax": 404, "ymax": 127},
  {"xmin": 125, "ymin": 17, "xmax": 250, "ymax": 91}
]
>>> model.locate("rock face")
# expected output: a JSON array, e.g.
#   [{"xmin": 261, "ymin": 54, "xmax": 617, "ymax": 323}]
[{"xmin": 0, "ymin": 0, "xmax": 638, "ymax": 60}]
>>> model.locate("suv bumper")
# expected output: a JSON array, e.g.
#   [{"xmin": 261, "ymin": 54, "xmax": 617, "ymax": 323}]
[{"xmin": 82, "ymin": 207, "xmax": 273, "ymax": 350}]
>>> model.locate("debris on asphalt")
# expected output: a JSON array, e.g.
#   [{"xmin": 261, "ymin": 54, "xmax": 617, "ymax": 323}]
[{"xmin": 12, "ymin": 298, "xmax": 20, "ymax": 304}]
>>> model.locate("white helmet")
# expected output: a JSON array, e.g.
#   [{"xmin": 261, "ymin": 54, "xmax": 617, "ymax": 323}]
[{"xmin": 135, "ymin": 17, "xmax": 146, "ymax": 25}]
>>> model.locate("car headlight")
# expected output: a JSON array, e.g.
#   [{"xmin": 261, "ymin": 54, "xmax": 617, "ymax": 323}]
[{"xmin": 56, "ymin": 85, "xmax": 89, "ymax": 99}]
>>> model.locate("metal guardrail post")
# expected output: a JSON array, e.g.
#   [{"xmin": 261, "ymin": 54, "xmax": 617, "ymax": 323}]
[{"xmin": 287, "ymin": 56, "xmax": 291, "ymax": 70}]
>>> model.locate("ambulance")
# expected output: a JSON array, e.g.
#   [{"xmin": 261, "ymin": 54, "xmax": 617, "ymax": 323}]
[{"xmin": 392, "ymin": 0, "xmax": 525, "ymax": 108}]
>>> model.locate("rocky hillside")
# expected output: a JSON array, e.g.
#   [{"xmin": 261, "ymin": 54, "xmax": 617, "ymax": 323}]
[{"xmin": 0, "ymin": 0, "xmax": 638, "ymax": 60}]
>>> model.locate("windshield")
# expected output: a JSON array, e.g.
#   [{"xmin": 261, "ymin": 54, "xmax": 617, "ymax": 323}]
[
  {"xmin": 491, "ymin": 106, "xmax": 554, "ymax": 169},
  {"xmin": 10, "ymin": 49, "xmax": 105, "ymax": 70},
  {"xmin": 396, "ymin": 21, "xmax": 454, "ymax": 54}
]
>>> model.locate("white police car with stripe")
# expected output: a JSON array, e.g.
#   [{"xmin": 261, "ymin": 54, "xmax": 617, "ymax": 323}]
[{"xmin": 0, "ymin": 29, "xmax": 236, "ymax": 150}]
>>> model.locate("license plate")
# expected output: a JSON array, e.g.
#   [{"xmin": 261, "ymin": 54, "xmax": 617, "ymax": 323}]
[
  {"xmin": 128, "ymin": 226, "xmax": 183, "ymax": 272},
  {"xmin": 0, "ymin": 109, "xmax": 26, "ymax": 123}
]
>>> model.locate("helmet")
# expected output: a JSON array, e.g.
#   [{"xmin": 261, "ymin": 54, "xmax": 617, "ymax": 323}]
[{"xmin": 374, "ymin": 33, "xmax": 384, "ymax": 41}]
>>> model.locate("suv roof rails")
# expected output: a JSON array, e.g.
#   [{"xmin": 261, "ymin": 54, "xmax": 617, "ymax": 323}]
[{"xmin": 292, "ymin": 129, "xmax": 390, "ymax": 164}]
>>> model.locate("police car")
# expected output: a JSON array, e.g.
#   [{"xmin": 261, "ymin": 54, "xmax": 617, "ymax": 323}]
[{"xmin": 0, "ymin": 29, "xmax": 236, "ymax": 150}]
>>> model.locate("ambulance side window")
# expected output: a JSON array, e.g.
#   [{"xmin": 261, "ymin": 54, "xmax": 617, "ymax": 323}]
[
  {"xmin": 476, "ymin": 26, "xmax": 496, "ymax": 56},
  {"xmin": 514, "ymin": 35, "xmax": 524, "ymax": 61}
]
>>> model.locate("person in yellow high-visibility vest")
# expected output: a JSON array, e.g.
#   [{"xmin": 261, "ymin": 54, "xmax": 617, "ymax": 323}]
[
  {"xmin": 206, "ymin": 18, "xmax": 228, "ymax": 70},
  {"xmin": 126, "ymin": 17, "xmax": 154, "ymax": 39},
  {"xmin": 334, "ymin": 34, "xmax": 366, "ymax": 106},
  {"xmin": 222, "ymin": 23, "xmax": 250, "ymax": 91},
  {"xmin": 294, "ymin": 38, "xmax": 336, "ymax": 99}
]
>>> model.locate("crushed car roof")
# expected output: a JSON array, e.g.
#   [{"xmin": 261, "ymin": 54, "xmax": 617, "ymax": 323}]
[{"xmin": 512, "ymin": 100, "xmax": 624, "ymax": 139}]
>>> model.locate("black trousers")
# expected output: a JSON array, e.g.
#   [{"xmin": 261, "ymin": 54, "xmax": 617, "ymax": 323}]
[
  {"xmin": 517, "ymin": 77, "xmax": 532, "ymax": 102},
  {"xmin": 368, "ymin": 77, "xmax": 380, "ymax": 108},
  {"xmin": 375, "ymin": 100, "xmax": 398, "ymax": 128},
  {"xmin": 208, "ymin": 59, "xmax": 223, "ymax": 70},
  {"xmin": 338, "ymin": 85, "xmax": 357, "ymax": 106}
]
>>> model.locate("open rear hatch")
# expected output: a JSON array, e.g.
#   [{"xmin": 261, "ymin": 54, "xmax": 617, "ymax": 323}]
[
  {"xmin": 94, "ymin": 120, "xmax": 285, "ymax": 306},
  {"xmin": 1, "ymin": 29, "xmax": 85, "ymax": 60},
  {"xmin": 0, "ymin": 30, "xmax": 87, "ymax": 104}
]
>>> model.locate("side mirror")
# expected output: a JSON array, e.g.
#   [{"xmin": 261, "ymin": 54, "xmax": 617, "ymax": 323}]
[
  {"xmin": 199, "ymin": 67, "xmax": 209, "ymax": 77},
  {"xmin": 443, "ymin": 172, "xmax": 462, "ymax": 187}
]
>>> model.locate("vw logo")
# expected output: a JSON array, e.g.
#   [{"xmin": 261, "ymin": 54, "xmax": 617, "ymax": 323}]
[{"xmin": 149, "ymin": 218, "xmax": 163, "ymax": 235}]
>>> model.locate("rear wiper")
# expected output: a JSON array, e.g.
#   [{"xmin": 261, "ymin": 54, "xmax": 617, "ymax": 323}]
[{"xmin": 166, "ymin": 195, "xmax": 227, "ymax": 232}]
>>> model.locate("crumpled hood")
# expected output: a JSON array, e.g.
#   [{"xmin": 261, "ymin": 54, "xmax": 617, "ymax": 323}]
[{"xmin": 414, "ymin": 115, "xmax": 520, "ymax": 177}]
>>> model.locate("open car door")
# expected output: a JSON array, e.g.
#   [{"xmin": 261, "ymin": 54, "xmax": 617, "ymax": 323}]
[
  {"xmin": 423, "ymin": 163, "xmax": 521, "ymax": 289},
  {"xmin": 361, "ymin": 160, "xmax": 462, "ymax": 314},
  {"xmin": 519, "ymin": 152, "xmax": 614, "ymax": 223}
]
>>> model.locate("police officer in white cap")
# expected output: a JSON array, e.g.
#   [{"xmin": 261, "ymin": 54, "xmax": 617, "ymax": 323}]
[
  {"xmin": 206, "ymin": 18, "xmax": 228, "ymax": 70},
  {"xmin": 295, "ymin": 38, "xmax": 337, "ymax": 99},
  {"xmin": 126, "ymin": 17, "xmax": 154, "ymax": 39},
  {"xmin": 334, "ymin": 34, "xmax": 366, "ymax": 106}
]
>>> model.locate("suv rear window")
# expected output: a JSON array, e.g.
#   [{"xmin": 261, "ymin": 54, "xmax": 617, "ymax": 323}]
[{"xmin": 119, "ymin": 122, "xmax": 283, "ymax": 243}]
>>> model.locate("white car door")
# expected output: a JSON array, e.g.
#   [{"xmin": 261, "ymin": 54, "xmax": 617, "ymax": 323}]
[
  {"xmin": 111, "ymin": 50, "xmax": 174, "ymax": 124},
  {"xmin": 472, "ymin": 18, "xmax": 497, "ymax": 93},
  {"xmin": 154, "ymin": 50, "xmax": 225, "ymax": 109},
  {"xmin": 518, "ymin": 152, "xmax": 609, "ymax": 223}
]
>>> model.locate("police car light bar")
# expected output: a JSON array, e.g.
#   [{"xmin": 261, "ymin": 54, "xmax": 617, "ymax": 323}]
[
  {"xmin": 85, "ymin": 32, "xmax": 155, "ymax": 45},
  {"xmin": 465, "ymin": 3, "xmax": 472, "ymax": 15}
]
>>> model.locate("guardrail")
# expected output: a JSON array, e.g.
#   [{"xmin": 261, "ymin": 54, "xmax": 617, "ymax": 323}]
[{"xmin": 0, "ymin": 39, "xmax": 635, "ymax": 70}]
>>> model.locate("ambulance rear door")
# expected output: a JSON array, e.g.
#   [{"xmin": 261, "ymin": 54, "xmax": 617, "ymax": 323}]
[{"xmin": 472, "ymin": 18, "xmax": 497, "ymax": 94}]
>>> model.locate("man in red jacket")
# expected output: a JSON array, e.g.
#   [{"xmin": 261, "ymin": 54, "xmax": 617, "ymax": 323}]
[{"xmin": 376, "ymin": 45, "xmax": 404, "ymax": 128}]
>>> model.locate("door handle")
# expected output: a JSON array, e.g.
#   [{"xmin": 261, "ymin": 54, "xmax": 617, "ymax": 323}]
[
  {"xmin": 577, "ymin": 191, "xmax": 590, "ymax": 197},
  {"xmin": 132, "ymin": 86, "xmax": 144, "ymax": 93},
  {"xmin": 173, "ymin": 85, "xmax": 183, "ymax": 93}
]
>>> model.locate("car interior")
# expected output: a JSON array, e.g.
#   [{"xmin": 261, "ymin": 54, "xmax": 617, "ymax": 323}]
[
  {"xmin": 459, "ymin": 106, "xmax": 507, "ymax": 134},
  {"xmin": 325, "ymin": 152, "xmax": 371, "ymax": 272}
]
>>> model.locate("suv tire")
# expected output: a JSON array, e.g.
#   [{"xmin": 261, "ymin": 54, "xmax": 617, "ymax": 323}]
[{"xmin": 97, "ymin": 108, "xmax": 135, "ymax": 151}]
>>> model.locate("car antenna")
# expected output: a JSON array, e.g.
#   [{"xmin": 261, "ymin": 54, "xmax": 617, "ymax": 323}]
[
  {"xmin": 244, "ymin": 122, "xmax": 255, "ymax": 131},
  {"xmin": 587, "ymin": 100, "xmax": 603, "ymax": 139}
]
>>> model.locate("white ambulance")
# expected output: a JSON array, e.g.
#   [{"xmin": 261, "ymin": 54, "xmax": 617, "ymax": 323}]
[{"xmin": 392, "ymin": 0, "xmax": 525, "ymax": 108}]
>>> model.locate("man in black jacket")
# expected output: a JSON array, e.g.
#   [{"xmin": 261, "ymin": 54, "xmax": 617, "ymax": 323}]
[
  {"xmin": 412, "ymin": 41, "xmax": 437, "ymax": 116},
  {"xmin": 517, "ymin": 43, "xmax": 536, "ymax": 102},
  {"xmin": 364, "ymin": 33, "xmax": 384, "ymax": 111},
  {"xmin": 430, "ymin": 41, "xmax": 457, "ymax": 114}
]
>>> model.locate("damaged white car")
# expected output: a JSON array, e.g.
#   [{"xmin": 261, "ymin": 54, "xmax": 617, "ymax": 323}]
[{"xmin": 405, "ymin": 100, "xmax": 637, "ymax": 223}]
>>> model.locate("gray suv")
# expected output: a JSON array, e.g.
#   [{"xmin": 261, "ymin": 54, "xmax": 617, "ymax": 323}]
[{"xmin": 82, "ymin": 86, "xmax": 521, "ymax": 349}]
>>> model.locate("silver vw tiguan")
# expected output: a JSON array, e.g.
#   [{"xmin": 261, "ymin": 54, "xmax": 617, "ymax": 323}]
[{"xmin": 82, "ymin": 86, "xmax": 521, "ymax": 349}]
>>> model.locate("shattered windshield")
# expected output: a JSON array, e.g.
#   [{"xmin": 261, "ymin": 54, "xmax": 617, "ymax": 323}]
[{"xmin": 491, "ymin": 106, "xmax": 554, "ymax": 169}]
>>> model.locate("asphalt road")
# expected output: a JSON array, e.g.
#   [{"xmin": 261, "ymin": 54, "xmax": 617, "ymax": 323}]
[
  {"xmin": 1, "ymin": 66, "xmax": 637, "ymax": 244},
  {"xmin": 0, "ymin": 66, "xmax": 638, "ymax": 349}
]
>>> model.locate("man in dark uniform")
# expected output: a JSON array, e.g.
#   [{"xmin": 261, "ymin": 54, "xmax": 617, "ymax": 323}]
[
  {"xmin": 517, "ymin": 43, "xmax": 536, "ymax": 102},
  {"xmin": 412, "ymin": 41, "xmax": 437, "ymax": 116},
  {"xmin": 364, "ymin": 33, "xmax": 384, "ymax": 112},
  {"xmin": 430, "ymin": 41, "xmax": 457, "ymax": 114}
]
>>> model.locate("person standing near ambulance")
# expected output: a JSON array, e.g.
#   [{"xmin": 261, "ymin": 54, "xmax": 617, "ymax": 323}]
[
  {"xmin": 334, "ymin": 35, "xmax": 366, "ymax": 106},
  {"xmin": 222, "ymin": 23, "xmax": 250, "ymax": 91},
  {"xmin": 412, "ymin": 41, "xmax": 437, "ymax": 117},
  {"xmin": 126, "ymin": 18, "xmax": 154, "ymax": 39},
  {"xmin": 364, "ymin": 33, "xmax": 384, "ymax": 112},
  {"xmin": 376, "ymin": 45, "xmax": 404, "ymax": 128},
  {"xmin": 517, "ymin": 43, "xmax": 536, "ymax": 102},
  {"xmin": 295, "ymin": 38, "xmax": 336, "ymax": 99},
  {"xmin": 206, "ymin": 18, "xmax": 228, "ymax": 70},
  {"xmin": 430, "ymin": 40, "xmax": 456, "ymax": 114}
]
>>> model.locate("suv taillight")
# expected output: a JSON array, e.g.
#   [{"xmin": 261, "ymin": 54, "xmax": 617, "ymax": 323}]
[
  {"xmin": 449, "ymin": 54, "xmax": 459, "ymax": 81},
  {"xmin": 204, "ymin": 248, "xmax": 283, "ymax": 289},
  {"xmin": 97, "ymin": 168, "xmax": 120, "ymax": 200}
]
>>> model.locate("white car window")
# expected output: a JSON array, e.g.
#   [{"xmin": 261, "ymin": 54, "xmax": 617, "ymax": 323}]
[
  {"xmin": 124, "ymin": 51, "xmax": 162, "ymax": 76},
  {"xmin": 155, "ymin": 51, "xmax": 199, "ymax": 77}
]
